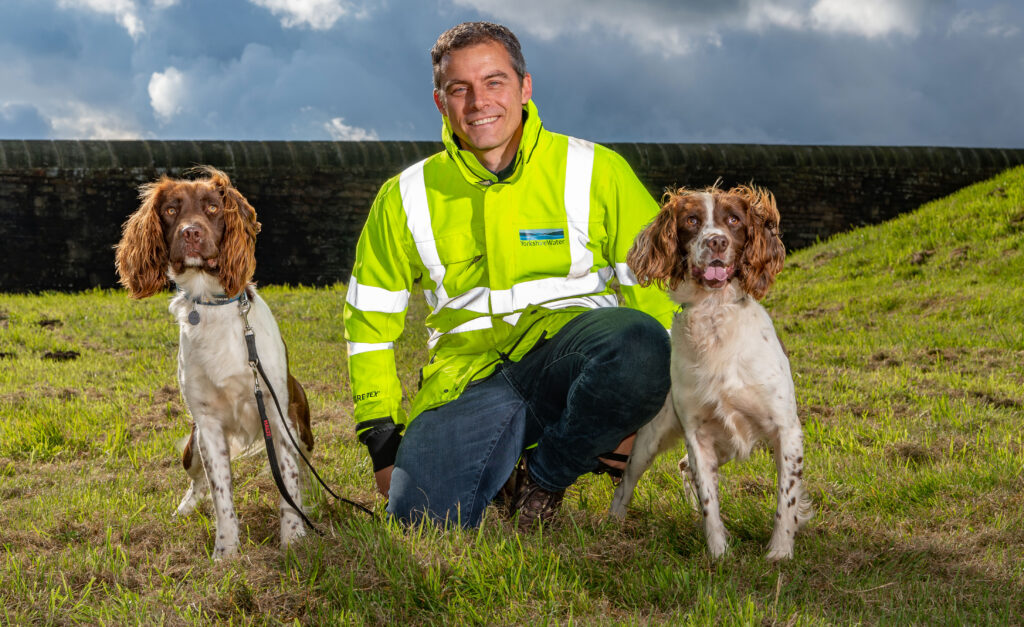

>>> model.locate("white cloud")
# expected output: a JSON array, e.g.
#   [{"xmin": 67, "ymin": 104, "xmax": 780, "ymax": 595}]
[
  {"xmin": 248, "ymin": 0, "xmax": 357, "ymax": 30},
  {"xmin": 48, "ymin": 101, "xmax": 144, "ymax": 139},
  {"xmin": 454, "ymin": 0, "xmax": 927, "ymax": 58},
  {"xmin": 449, "ymin": 0, "xmax": 701, "ymax": 57},
  {"xmin": 950, "ymin": 9, "xmax": 1020, "ymax": 39},
  {"xmin": 324, "ymin": 117, "xmax": 378, "ymax": 140},
  {"xmin": 809, "ymin": 0, "xmax": 921, "ymax": 38},
  {"xmin": 148, "ymin": 67, "xmax": 187, "ymax": 122},
  {"xmin": 57, "ymin": 0, "xmax": 145, "ymax": 39},
  {"xmin": 745, "ymin": 1, "xmax": 808, "ymax": 32},
  {"xmin": 152, "ymin": 0, "xmax": 179, "ymax": 8}
]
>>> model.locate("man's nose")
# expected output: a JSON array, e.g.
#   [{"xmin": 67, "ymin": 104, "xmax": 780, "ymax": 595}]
[{"xmin": 468, "ymin": 86, "xmax": 489, "ymax": 109}]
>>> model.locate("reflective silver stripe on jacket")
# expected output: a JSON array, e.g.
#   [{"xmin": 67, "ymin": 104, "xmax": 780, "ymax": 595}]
[
  {"xmin": 346, "ymin": 276, "xmax": 410, "ymax": 313},
  {"xmin": 489, "ymin": 266, "xmax": 613, "ymax": 314},
  {"xmin": 565, "ymin": 137, "xmax": 595, "ymax": 279},
  {"xmin": 614, "ymin": 262, "xmax": 640, "ymax": 287},
  {"xmin": 400, "ymin": 158, "xmax": 448, "ymax": 305},
  {"xmin": 399, "ymin": 137, "xmax": 603, "ymax": 338},
  {"xmin": 427, "ymin": 316, "xmax": 493, "ymax": 349},
  {"xmin": 347, "ymin": 341, "xmax": 394, "ymax": 356}
]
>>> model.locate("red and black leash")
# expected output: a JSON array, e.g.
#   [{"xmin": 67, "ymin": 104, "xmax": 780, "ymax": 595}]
[{"xmin": 239, "ymin": 293, "xmax": 375, "ymax": 535}]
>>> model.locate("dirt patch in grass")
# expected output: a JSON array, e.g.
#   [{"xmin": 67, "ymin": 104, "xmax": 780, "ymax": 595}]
[
  {"xmin": 42, "ymin": 349, "xmax": 80, "ymax": 361},
  {"xmin": 909, "ymin": 249, "xmax": 934, "ymax": 265},
  {"xmin": 962, "ymin": 389, "xmax": 1023, "ymax": 410},
  {"xmin": 868, "ymin": 350, "xmax": 902, "ymax": 369},
  {"xmin": 738, "ymin": 477, "xmax": 773, "ymax": 497},
  {"xmin": 886, "ymin": 442, "xmax": 937, "ymax": 466},
  {"xmin": 129, "ymin": 384, "xmax": 188, "ymax": 436},
  {"xmin": 811, "ymin": 249, "xmax": 840, "ymax": 267},
  {"xmin": 947, "ymin": 245, "xmax": 971, "ymax": 266},
  {"xmin": 802, "ymin": 402, "xmax": 881, "ymax": 423},
  {"xmin": 799, "ymin": 304, "xmax": 844, "ymax": 319}
]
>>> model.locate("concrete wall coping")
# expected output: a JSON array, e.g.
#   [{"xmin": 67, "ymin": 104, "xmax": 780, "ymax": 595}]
[{"xmin": 3, "ymin": 140, "xmax": 1022, "ymax": 173}]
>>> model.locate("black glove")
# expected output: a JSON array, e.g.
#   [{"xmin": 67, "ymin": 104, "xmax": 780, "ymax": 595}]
[{"xmin": 356, "ymin": 417, "xmax": 404, "ymax": 471}]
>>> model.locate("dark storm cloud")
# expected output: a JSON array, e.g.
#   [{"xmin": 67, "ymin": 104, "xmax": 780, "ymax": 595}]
[{"xmin": 0, "ymin": 0, "xmax": 1020, "ymax": 147}]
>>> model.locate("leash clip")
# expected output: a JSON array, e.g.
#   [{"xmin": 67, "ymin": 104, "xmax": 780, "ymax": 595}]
[
  {"xmin": 238, "ymin": 292, "xmax": 260, "ymax": 372},
  {"xmin": 238, "ymin": 292, "xmax": 253, "ymax": 326}
]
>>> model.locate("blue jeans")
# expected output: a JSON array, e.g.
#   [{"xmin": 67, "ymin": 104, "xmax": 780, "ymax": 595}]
[{"xmin": 386, "ymin": 307, "xmax": 671, "ymax": 527}]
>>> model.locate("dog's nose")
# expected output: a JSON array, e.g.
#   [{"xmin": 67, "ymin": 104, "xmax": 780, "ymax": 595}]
[
  {"xmin": 708, "ymin": 235, "xmax": 728, "ymax": 253},
  {"xmin": 182, "ymin": 225, "xmax": 203, "ymax": 244}
]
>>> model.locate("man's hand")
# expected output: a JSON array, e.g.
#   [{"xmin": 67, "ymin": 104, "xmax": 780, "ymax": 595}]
[{"xmin": 375, "ymin": 465, "xmax": 394, "ymax": 497}]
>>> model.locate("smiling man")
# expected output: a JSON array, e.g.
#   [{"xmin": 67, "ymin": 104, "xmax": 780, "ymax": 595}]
[{"xmin": 343, "ymin": 22, "xmax": 676, "ymax": 528}]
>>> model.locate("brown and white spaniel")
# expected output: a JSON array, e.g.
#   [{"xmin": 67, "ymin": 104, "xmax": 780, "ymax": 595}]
[
  {"xmin": 609, "ymin": 184, "xmax": 812, "ymax": 561},
  {"xmin": 115, "ymin": 166, "xmax": 313, "ymax": 559}
]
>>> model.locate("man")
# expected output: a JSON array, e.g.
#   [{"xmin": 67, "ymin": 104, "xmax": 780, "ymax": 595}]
[{"xmin": 344, "ymin": 22, "xmax": 674, "ymax": 528}]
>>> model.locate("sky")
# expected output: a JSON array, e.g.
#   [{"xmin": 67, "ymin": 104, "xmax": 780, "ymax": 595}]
[{"xmin": 1, "ymin": 0, "xmax": 1021, "ymax": 147}]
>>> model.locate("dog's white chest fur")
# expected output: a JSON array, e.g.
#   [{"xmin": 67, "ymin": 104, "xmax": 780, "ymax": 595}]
[
  {"xmin": 672, "ymin": 287, "xmax": 796, "ymax": 462},
  {"xmin": 170, "ymin": 274, "xmax": 264, "ymax": 454}
]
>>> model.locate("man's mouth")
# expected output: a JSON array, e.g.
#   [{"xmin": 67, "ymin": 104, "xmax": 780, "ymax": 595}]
[{"xmin": 469, "ymin": 116, "xmax": 499, "ymax": 127}]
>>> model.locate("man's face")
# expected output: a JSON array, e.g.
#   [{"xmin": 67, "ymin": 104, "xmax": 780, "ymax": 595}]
[{"xmin": 434, "ymin": 40, "xmax": 533, "ymax": 170}]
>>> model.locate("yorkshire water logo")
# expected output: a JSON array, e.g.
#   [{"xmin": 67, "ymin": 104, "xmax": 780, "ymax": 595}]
[{"xmin": 519, "ymin": 228, "xmax": 565, "ymax": 247}]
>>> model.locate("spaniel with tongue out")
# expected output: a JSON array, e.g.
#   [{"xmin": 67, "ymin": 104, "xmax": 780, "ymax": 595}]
[{"xmin": 609, "ymin": 184, "xmax": 813, "ymax": 561}]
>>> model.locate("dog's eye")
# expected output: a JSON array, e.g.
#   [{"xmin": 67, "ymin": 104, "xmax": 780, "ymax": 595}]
[
  {"xmin": 685, "ymin": 216, "xmax": 699, "ymax": 227},
  {"xmin": 207, "ymin": 205, "xmax": 219, "ymax": 214},
  {"xmin": 164, "ymin": 206, "xmax": 177, "ymax": 216},
  {"xmin": 726, "ymin": 215, "xmax": 740, "ymax": 226}
]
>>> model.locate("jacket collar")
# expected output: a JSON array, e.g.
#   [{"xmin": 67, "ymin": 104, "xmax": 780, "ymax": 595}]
[{"xmin": 441, "ymin": 99, "xmax": 543, "ymax": 185}]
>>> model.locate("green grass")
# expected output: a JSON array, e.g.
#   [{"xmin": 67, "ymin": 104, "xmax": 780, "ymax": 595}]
[{"xmin": 2, "ymin": 167, "xmax": 1023, "ymax": 625}]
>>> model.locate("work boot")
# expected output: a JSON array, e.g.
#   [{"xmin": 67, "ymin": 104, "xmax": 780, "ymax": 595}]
[
  {"xmin": 511, "ymin": 465, "xmax": 564, "ymax": 530},
  {"xmin": 494, "ymin": 457, "xmax": 528, "ymax": 516}
]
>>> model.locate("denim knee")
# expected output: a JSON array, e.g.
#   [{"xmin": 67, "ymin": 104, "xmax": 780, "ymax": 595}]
[{"xmin": 603, "ymin": 309, "xmax": 671, "ymax": 404}]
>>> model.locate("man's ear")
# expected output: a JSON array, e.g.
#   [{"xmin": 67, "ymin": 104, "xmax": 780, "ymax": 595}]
[
  {"xmin": 433, "ymin": 90, "xmax": 446, "ymax": 116},
  {"xmin": 520, "ymin": 72, "xmax": 533, "ymax": 104}
]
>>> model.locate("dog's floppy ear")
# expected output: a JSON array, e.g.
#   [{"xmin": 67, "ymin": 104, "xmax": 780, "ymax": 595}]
[
  {"xmin": 628, "ymin": 191, "xmax": 688, "ymax": 290},
  {"xmin": 201, "ymin": 166, "xmax": 261, "ymax": 297},
  {"xmin": 115, "ymin": 178, "xmax": 171, "ymax": 298},
  {"xmin": 734, "ymin": 184, "xmax": 784, "ymax": 300}
]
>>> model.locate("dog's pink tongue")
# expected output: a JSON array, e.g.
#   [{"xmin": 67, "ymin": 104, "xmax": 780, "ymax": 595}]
[{"xmin": 703, "ymin": 266, "xmax": 729, "ymax": 281}]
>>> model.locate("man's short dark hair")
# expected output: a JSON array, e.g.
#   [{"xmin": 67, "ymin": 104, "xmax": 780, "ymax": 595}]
[{"xmin": 431, "ymin": 22, "xmax": 526, "ymax": 90}]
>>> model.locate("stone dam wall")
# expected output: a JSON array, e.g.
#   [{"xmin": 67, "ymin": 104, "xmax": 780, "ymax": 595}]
[{"xmin": 1, "ymin": 139, "xmax": 1022, "ymax": 292}]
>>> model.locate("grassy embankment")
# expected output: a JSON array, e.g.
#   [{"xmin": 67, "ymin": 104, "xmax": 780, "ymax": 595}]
[{"xmin": 1, "ymin": 167, "xmax": 1022, "ymax": 624}]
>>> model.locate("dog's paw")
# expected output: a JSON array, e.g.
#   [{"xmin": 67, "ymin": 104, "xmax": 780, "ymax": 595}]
[
  {"xmin": 174, "ymin": 491, "xmax": 199, "ymax": 518},
  {"xmin": 607, "ymin": 504, "xmax": 628, "ymax": 522},
  {"xmin": 706, "ymin": 532, "xmax": 729, "ymax": 559},
  {"xmin": 765, "ymin": 543, "xmax": 794, "ymax": 561},
  {"xmin": 280, "ymin": 515, "xmax": 307, "ymax": 548},
  {"xmin": 608, "ymin": 485, "xmax": 631, "ymax": 521},
  {"xmin": 212, "ymin": 542, "xmax": 239, "ymax": 560}
]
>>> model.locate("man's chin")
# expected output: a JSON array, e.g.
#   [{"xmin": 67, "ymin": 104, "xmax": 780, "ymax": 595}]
[{"xmin": 459, "ymin": 132, "xmax": 503, "ymax": 154}]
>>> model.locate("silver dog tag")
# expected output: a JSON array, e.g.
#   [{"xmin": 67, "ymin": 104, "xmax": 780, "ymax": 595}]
[{"xmin": 188, "ymin": 307, "xmax": 200, "ymax": 325}]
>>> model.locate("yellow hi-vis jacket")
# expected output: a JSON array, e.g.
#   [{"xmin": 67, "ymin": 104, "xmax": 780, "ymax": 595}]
[{"xmin": 344, "ymin": 101, "xmax": 675, "ymax": 437}]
